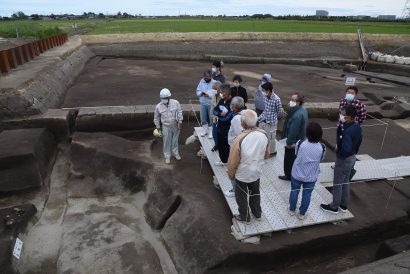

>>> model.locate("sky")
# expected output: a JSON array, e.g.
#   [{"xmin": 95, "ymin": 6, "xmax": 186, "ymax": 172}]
[{"xmin": 0, "ymin": 0, "xmax": 408, "ymax": 17}]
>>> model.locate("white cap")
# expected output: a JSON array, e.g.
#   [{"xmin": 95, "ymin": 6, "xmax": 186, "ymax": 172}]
[
  {"xmin": 262, "ymin": 73, "xmax": 272, "ymax": 81},
  {"xmin": 160, "ymin": 88, "xmax": 172, "ymax": 98}
]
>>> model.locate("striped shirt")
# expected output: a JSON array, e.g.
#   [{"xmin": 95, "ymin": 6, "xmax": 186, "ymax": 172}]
[
  {"xmin": 291, "ymin": 140, "xmax": 326, "ymax": 183},
  {"xmin": 258, "ymin": 93, "xmax": 282, "ymax": 126}
]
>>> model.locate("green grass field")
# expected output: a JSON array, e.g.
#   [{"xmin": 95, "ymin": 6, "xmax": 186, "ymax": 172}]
[{"xmin": 1, "ymin": 18, "xmax": 409, "ymax": 38}]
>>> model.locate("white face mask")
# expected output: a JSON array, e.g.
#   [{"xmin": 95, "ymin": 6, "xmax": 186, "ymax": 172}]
[
  {"xmin": 289, "ymin": 101, "xmax": 297, "ymax": 107},
  {"xmin": 161, "ymin": 99, "xmax": 169, "ymax": 104},
  {"xmin": 339, "ymin": 114, "xmax": 346, "ymax": 123},
  {"xmin": 233, "ymin": 82, "xmax": 240, "ymax": 88},
  {"xmin": 211, "ymin": 67, "xmax": 217, "ymax": 73}
]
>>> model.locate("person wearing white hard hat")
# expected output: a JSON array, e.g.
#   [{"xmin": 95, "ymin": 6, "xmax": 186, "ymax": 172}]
[
  {"xmin": 255, "ymin": 73, "xmax": 272, "ymax": 116},
  {"xmin": 154, "ymin": 88, "xmax": 183, "ymax": 164}
]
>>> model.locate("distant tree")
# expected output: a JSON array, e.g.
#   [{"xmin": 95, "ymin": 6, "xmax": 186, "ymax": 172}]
[
  {"xmin": 30, "ymin": 14, "xmax": 40, "ymax": 20},
  {"xmin": 98, "ymin": 13, "xmax": 104, "ymax": 18},
  {"xmin": 116, "ymin": 11, "xmax": 122, "ymax": 18},
  {"xmin": 11, "ymin": 11, "xmax": 28, "ymax": 19}
]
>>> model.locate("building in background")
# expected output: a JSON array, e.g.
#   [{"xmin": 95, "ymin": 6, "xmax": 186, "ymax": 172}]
[
  {"xmin": 316, "ymin": 10, "xmax": 329, "ymax": 17},
  {"xmin": 377, "ymin": 15, "xmax": 396, "ymax": 20}
]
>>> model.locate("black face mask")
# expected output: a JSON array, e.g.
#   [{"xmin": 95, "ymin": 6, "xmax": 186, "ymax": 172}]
[{"xmin": 204, "ymin": 78, "xmax": 211, "ymax": 83}]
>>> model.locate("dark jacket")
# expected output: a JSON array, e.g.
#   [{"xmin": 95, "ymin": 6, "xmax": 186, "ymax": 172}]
[
  {"xmin": 230, "ymin": 86, "xmax": 248, "ymax": 103},
  {"xmin": 336, "ymin": 121, "xmax": 362, "ymax": 159},
  {"xmin": 213, "ymin": 98, "xmax": 233, "ymax": 134},
  {"xmin": 282, "ymin": 106, "xmax": 308, "ymax": 146},
  {"xmin": 212, "ymin": 73, "xmax": 225, "ymax": 83}
]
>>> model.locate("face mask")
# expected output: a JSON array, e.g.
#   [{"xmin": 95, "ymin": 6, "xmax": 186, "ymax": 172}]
[
  {"xmin": 233, "ymin": 82, "xmax": 240, "ymax": 88},
  {"xmin": 161, "ymin": 99, "xmax": 169, "ymax": 104},
  {"xmin": 289, "ymin": 101, "xmax": 297, "ymax": 107},
  {"xmin": 339, "ymin": 114, "xmax": 346, "ymax": 123},
  {"xmin": 211, "ymin": 67, "xmax": 217, "ymax": 73},
  {"xmin": 345, "ymin": 94, "xmax": 355, "ymax": 101}
]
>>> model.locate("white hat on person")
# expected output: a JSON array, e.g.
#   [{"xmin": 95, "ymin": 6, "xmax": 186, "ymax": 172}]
[{"xmin": 160, "ymin": 88, "xmax": 172, "ymax": 98}]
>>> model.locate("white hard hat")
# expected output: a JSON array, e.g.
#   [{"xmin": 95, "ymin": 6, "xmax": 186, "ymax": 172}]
[
  {"xmin": 262, "ymin": 73, "xmax": 272, "ymax": 81},
  {"xmin": 160, "ymin": 88, "xmax": 172, "ymax": 98}
]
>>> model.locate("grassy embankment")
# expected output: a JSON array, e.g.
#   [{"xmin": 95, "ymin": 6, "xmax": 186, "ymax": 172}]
[{"xmin": 1, "ymin": 19, "xmax": 409, "ymax": 38}]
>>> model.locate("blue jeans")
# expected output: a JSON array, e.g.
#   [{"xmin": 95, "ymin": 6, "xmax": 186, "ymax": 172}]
[
  {"xmin": 200, "ymin": 104, "xmax": 211, "ymax": 126},
  {"xmin": 289, "ymin": 177, "xmax": 316, "ymax": 216}
]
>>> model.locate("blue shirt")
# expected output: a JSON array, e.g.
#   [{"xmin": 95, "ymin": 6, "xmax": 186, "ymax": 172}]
[
  {"xmin": 258, "ymin": 93, "xmax": 281, "ymax": 126},
  {"xmin": 292, "ymin": 140, "xmax": 326, "ymax": 183},
  {"xmin": 196, "ymin": 79, "xmax": 216, "ymax": 105}
]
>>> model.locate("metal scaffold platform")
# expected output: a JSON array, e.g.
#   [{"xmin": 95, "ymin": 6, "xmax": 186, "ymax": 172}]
[{"xmin": 194, "ymin": 127, "xmax": 410, "ymax": 236}]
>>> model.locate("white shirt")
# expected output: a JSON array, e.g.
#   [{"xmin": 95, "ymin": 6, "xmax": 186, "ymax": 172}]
[
  {"xmin": 235, "ymin": 131, "xmax": 268, "ymax": 183},
  {"xmin": 228, "ymin": 112, "xmax": 244, "ymax": 146}
]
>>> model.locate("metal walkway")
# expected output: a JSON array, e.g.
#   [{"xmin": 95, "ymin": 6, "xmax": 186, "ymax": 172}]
[{"xmin": 195, "ymin": 127, "xmax": 355, "ymax": 236}]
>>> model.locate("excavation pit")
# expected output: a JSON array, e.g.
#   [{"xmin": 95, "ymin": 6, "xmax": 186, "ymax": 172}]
[{"xmin": 0, "ymin": 35, "xmax": 410, "ymax": 273}]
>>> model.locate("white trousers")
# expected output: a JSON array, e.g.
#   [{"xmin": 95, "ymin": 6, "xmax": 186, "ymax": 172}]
[{"xmin": 162, "ymin": 126, "xmax": 180, "ymax": 159}]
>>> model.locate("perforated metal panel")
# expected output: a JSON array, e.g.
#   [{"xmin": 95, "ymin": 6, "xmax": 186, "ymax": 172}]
[
  {"xmin": 318, "ymin": 156, "xmax": 410, "ymax": 187},
  {"xmin": 195, "ymin": 127, "xmax": 357, "ymax": 236}
]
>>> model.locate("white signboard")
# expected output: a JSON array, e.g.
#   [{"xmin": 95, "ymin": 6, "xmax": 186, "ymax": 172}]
[
  {"xmin": 345, "ymin": 77, "xmax": 356, "ymax": 86},
  {"xmin": 13, "ymin": 238, "xmax": 23, "ymax": 259}
]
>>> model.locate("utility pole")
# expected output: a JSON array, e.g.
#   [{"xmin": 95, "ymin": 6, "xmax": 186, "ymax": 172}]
[{"xmin": 403, "ymin": 0, "xmax": 410, "ymax": 19}]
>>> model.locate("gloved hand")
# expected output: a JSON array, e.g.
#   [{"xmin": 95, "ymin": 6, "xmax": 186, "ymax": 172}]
[{"xmin": 157, "ymin": 128, "xmax": 163, "ymax": 138}]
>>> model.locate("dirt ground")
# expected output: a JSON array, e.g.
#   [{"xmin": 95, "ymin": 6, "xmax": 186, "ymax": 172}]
[
  {"xmin": 62, "ymin": 57, "xmax": 409, "ymax": 108},
  {"xmin": 2, "ymin": 50, "xmax": 410, "ymax": 273}
]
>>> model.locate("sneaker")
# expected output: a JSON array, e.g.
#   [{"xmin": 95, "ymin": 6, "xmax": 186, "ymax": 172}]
[
  {"xmin": 320, "ymin": 204, "xmax": 339, "ymax": 214},
  {"xmin": 234, "ymin": 214, "xmax": 250, "ymax": 224},
  {"xmin": 297, "ymin": 213, "xmax": 306, "ymax": 220},
  {"xmin": 165, "ymin": 158, "xmax": 171, "ymax": 164},
  {"xmin": 174, "ymin": 155, "xmax": 181, "ymax": 161},
  {"xmin": 211, "ymin": 146, "xmax": 218, "ymax": 152},
  {"xmin": 254, "ymin": 216, "xmax": 262, "ymax": 222},
  {"xmin": 279, "ymin": 175, "xmax": 290, "ymax": 181},
  {"xmin": 339, "ymin": 205, "xmax": 348, "ymax": 213},
  {"xmin": 288, "ymin": 209, "xmax": 295, "ymax": 216},
  {"xmin": 215, "ymin": 161, "xmax": 225, "ymax": 166},
  {"xmin": 223, "ymin": 188, "xmax": 235, "ymax": 197},
  {"xmin": 269, "ymin": 151, "xmax": 277, "ymax": 157}
]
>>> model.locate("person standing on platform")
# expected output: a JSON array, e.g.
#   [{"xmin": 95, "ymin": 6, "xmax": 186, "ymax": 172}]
[
  {"xmin": 230, "ymin": 75, "xmax": 248, "ymax": 105},
  {"xmin": 223, "ymin": 96, "xmax": 245, "ymax": 197},
  {"xmin": 279, "ymin": 92, "xmax": 308, "ymax": 181},
  {"xmin": 321, "ymin": 105, "xmax": 362, "ymax": 214},
  {"xmin": 257, "ymin": 82, "xmax": 282, "ymax": 157},
  {"xmin": 255, "ymin": 73, "xmax": 272, "ymax": 116},
  {"xmin": 210, "ymin": 81, "xmax": 223, "ymax": 152},
  {"xmin": 154, "ymin": 88, "xmax": 183, "ymax": 164},
  {"xmin": 228, "ymin": 109, "xmax": 269, "ymax": 224},
  {"xmin": 289, "ymin": 122, "xmax": 326, "ymax": 220},
  {"xmin": 213, "ymin": 84, "xmax": 233, "ymax": 166},
  {"xmin": 196, "ymin": 70, "xmax": 216, "ymax": 138},
  {"xmin": 211, "ymin": 61, "xmax": 225, "ymax": 83}
]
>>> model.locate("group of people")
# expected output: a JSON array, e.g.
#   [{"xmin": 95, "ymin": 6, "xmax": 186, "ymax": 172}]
[{"xmin": 154, "ymin": 61, "xmax": 365, "ymax": 224}]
